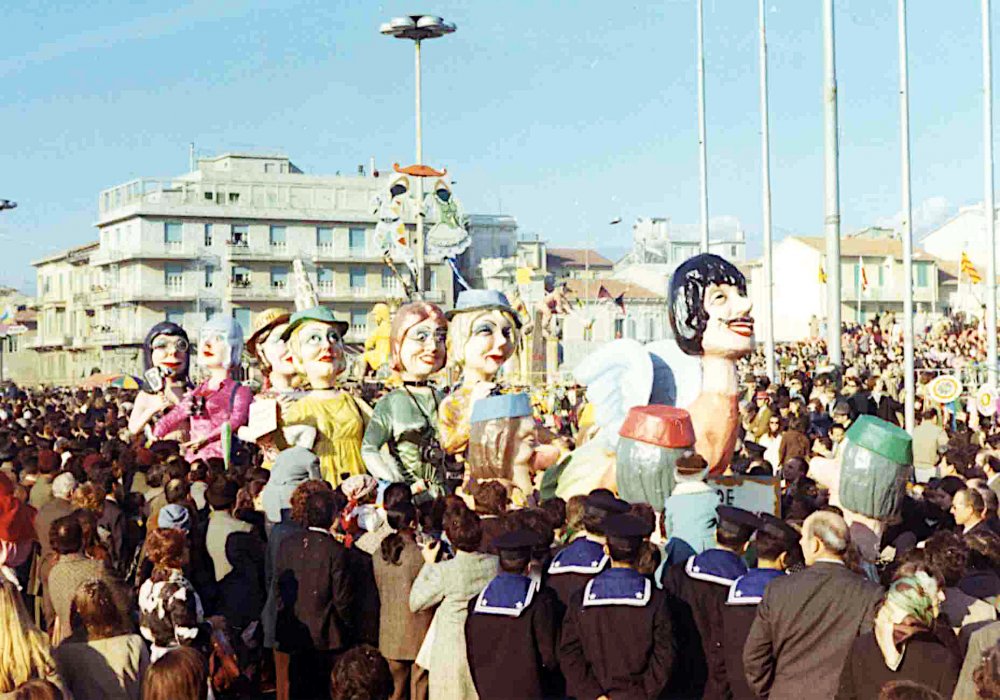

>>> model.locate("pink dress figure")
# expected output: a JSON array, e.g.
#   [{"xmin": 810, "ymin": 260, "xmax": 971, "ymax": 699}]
[{"xmin": 154, "ymin": 317, "xmax": 253, "ymax": 463}]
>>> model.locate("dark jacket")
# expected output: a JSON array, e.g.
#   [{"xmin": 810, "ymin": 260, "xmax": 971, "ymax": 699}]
[
  {"xmin": 835, "ymin": 630, "xmax": 960, "ymax": 700},
  {"xmin": 273, "ymin": 529, "xmax": 353, "ymax": 653},
  {"xmin": 743, "ymin": 562, "xmax": 883, "ymax": 700}
]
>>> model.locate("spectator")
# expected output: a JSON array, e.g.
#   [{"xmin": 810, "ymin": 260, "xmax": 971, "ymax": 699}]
[
  {"xmin": 141, "ymin": 647, "xmax": 208, "ymax": 700},
  {"xmin": 329, "ymin": 645, "xmax": 394, "ymax": 700},
  {"xmin": 0, "ymin": 579, "xmax": 63, "ymax": 696},
  {"xmin": 52, "ymin": 580, "xmax": 148, "ymax": 700}
]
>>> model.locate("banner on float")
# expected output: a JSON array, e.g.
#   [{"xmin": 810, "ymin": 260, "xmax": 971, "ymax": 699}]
[{"xmin": 706, "ymin": 475, "xmax": 781, "ymax": 516}]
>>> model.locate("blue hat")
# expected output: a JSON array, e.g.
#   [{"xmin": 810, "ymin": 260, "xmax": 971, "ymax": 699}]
[
  {"xmin": 280, "ymin": 306, "xmax": 349, "ymax": 341},
  {"xmin": 157, "ymin": 504, "xmax": 191, "ymax": 533},
  {"xmin": 446, "ymin": 289, "xmax": 522, "ymax": 327},
  {"xmin": 471, "ymin": 393, "xmax": 533, "ymax": 424}
]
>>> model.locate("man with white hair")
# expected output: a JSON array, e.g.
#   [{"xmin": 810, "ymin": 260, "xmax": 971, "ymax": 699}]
[
  {"xmin": 33, "ymin": 471, "xmax": 77, "ymax": 626},
  {"xmin": 742, "ymin": 511, "xmax": 883, "ymax": 700}
]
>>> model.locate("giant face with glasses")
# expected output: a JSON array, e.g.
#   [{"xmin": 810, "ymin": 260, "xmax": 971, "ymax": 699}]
[
  {"xmin": 142, "ymin": 321, "xmax": 191, "ymax": 383},
  {"xmin": 392, "ymin": 303, "xmax": 448, "ymax": 381},
  {"xmin": 289, "ymin": 321, "xmax": 346, "ymax": 389}
]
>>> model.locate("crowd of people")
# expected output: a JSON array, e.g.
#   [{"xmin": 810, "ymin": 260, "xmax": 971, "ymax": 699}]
[{"xmin": 5, "ymin": 298, "xmax": 1000, "ymax": 700}]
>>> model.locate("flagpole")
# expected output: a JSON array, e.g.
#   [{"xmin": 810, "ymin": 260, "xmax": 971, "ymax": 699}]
[
  {"xmin": 697, "ymin": 0, "xmax": 710, "ymax": 253},
  {"xmin": 759, "ymin": 0, "xmax": 776, "ymax": 383},
  {"xmin": 899, "ymin": 0, "xmax": 916, "ymax": 433},
  {"xmin": 984, "ymin": 0, "xmax": 998, "ymax": 386},
  {"xmin": 823, "ymin": 0, "xmax": 843, "ymax": 367},
  {"xmin": 857, "ymin": 258, "xmax": 862, "ymax": 324}
]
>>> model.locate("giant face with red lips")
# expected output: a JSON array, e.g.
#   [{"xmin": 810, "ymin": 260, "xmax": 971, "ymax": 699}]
[{"xmin": 669, "ymin": 253, "xmax": 755, "ymax": 360}]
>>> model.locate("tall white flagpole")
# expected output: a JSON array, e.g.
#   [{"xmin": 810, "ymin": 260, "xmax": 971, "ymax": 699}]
[
  {"xmin": 759, "ymin": 0, "xmax": 776, "ymax": 383},
  {"xmin": 899, "ymin": 0, "xmax": 916, "ymax": 432},
  {"xmin": 984, "ymin": 0, "xmax": 998, "ymax": 385},
  {"xmin": 697, "ymin": 0, "xmax": 710, "ymax": 253},
  {"xmin": 823, "ymin": 0, "xmax": 843, "ymax": 367}
]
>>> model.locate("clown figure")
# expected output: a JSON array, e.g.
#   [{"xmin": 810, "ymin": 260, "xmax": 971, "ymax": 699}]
[
  {"xmin": 153, "ymin": 317, "xmax": 253, "ymax": 463},
  {"xmin": 279, "ymin": 307, "xmax": 367, "ymax": 486},
  {"xmin": 438, "ymin": 290, "xmax": 521, "ymax": 459},
  {"xmin": 128, "ymin": 322, "xmax": 193, "ymax": 440},
  {"xmin": 362, "ymin": 302, "xmax": 449, "ymax": 498}
]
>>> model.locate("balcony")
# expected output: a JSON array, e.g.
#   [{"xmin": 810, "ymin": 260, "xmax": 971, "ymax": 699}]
[
  {"xmin": 312, "ymin": 245, "xmax": 385, "ymax": 262},
  {"xmin": 226, "ymin": 281, "xmax": 293, "ymax": 301}
]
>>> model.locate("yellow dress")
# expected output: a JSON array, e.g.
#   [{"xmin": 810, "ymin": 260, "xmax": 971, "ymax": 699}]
[{"xmin": 283, "ymin": 391, "xmax": 365, "ymax": 486}]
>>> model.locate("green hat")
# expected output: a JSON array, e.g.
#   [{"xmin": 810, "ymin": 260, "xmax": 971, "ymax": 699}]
[
  {"xmin": 279, "ymin": 306, "xmax": 349, "ymax": 342},
  {"xmin": 845, "ymin": 414, "xmax": 912, "ymax": 466}
]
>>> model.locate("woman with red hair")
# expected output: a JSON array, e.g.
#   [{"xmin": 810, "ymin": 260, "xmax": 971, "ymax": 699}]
[{"xmin": 362, "ymin": 302, "xmax": 449, "ymax": 499}]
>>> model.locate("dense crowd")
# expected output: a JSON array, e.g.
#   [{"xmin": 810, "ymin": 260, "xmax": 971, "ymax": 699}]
[{"xmin": 5, "ymin": 311, "xmax": 1000, "ymax": 700}]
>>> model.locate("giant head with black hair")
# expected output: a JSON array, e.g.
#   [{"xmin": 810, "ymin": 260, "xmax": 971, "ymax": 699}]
[
  {"xmin": 669, "ymin": 253, "xmax": 753, "ymax": 358},
  {"xmin": 142, "ymin": 322, "xmax": 191, "ymax": 390}
]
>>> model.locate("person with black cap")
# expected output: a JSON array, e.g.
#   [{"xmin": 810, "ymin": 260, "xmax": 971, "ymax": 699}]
[
  {"xmin": 547, "ymin": 489, "xmax": 630, "ymax": 610},
  {"xmin": 559, "ymin": 512, "xmax": 674, "ymax": 700},
  {"xmin": 722, "ymin": 513, "xmax": 800, "ymax": 700},
  {"xmin": 465, "ymin": 529, "xmax": 560, "ymax": 700},
  {"xmin": 662, "ymin": 505, "xmax": 761, "ymax": 700}
]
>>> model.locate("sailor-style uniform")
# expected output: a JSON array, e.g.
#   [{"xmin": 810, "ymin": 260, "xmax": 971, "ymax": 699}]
[
  {"xmin": 560, "ymin": 567, "xmax": 674, "ymax": 699},
  {"xmin": 583, "ymin": 567, "xmax": 652, "ymax": 608},
  {"xmin": 547, "ymin": 537, "xmax": 609, "ymax": 608},
  {"xmin": 722, "ymin": 568, "xmax": 788, "ymax": 699},
  {"xmin": 465, "ymin": 573, "xmax": 561, "ymax": 700},
  {"xmin": 726, "ymin": 567, "xmax": 785, "ymax": 606},
  {"xmin": 663, "ymin": 548, "xmax": 750, "ymax": 700},
  {"xmin": 473, "ymin": 573, "xmax": 538, "ymax": 618}
]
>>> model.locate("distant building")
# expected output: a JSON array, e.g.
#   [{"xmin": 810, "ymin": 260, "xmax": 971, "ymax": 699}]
[
  {"xmin": 33, "ymin": 153, "xmax": 459, "ymax": 382},
  {"xmin": 621, "ymin": 216, "xmax": 747, "ymax": 267},
  {"xmin": 459, "ymin": 214, "xmax": 519, "ymax": 287},
  {"xmin": 921, "ymin": 203, "xmax": 999, "ymax": 267},
  {"xmin": 748, "ymin": 234, "xmax": 944, "ymax": 341},
  {"xmin": 545, "ymin": 248, "xmax": 613, "ymax": 280},
  {"xmin": 0, "ymin": 287, "xmax": 38, "ymax": 385}
]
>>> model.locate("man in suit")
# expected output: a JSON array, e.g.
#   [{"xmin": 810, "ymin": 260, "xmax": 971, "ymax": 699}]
[
  {"xmin": 984, "ymin": 455, "xmax": 1000, "ymax": 500},
  {"xmin": 742, "ymin": 510, "xmax": 882, "ymax": 700},
  {"xmin": 273, "ymin": 489, "xmax": 352, "ymax": 700},
  {"xmin": 560, "ymin": 513, "xmax": 674, "ymax": 700},
  {"xmin": 662, "ymin": 505, "xmax": 761, "ymax": 700},
  {"xmin": 34, "ymin": 471, "xmax": 77, "ymax": 626},
  {"xmin": 466, "ymin": 529, "xmax": 560, "ymax": 700}
]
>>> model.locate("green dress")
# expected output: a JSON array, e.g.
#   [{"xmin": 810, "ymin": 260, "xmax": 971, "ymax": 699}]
[{"xmin": 361, "ymin": 387, "xmax": 446, "ymax": 498}]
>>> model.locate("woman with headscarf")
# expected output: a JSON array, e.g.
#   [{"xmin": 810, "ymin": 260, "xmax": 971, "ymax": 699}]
[
  {"xmin": 0, "ymin": 472, "xmax": 35, "ymax": 592},
  {"xmin": 153, "ymin": 317, "xmax": 253, "ymax": 464},
  {"xmin": 362, "ymin": 302, "xmax": 449, "ymax": 500},
  {"xmin": 835, "ymin": 572, "xmax": 960, "ymax": 699},
  {"xmin": 128, "ymin": 322, "xmax": 192, "ymax": 441}
]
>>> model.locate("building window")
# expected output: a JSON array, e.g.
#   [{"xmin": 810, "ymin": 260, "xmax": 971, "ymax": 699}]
[
  {"xmin": 164, "ymin": 222, "xmax": 182, "ymax": 248},
  {"xmin": 271, "ymin": 266, "xmax": 289, "ymax": 289},
  {"xmin": 317, "ymin": 267, "xmax": 334, "ymax": 293},
  {"xmin": 626, "ymin": 318, "xmax": 637, "ymax": 339},
  {"xmin": 228, "ymin": 192, "xmax": 240, "ymax": 203},
  {"xmin": 269, "ymin": 225, "xmax": 286, "ymax": 248},
  {"xmin": 915, "ymin": 262, "xmax": 929, "ymax": 287},
  {"xmin": 351, "ymin": 309, "xmax": 368, "ymax": 335},
  {"xmin": 165, "ymin": 264, "xmax": 184, "ymax": 292},
  {"xmin": 730, "ymin": 245, "xmax": 737, "ymax": 257},
  {"xmin": 204, "ymin": 264, "xmax": 215, "ymax": 288},
  {"xmin": 232, "ymin": 308, "xmax": 252, "ymax": 335},
  {"xmin": 349, "ymin": 267, "xmax": 366, "ymax": 290},
  {"xmin": 231, "ymin": 265, "xmax": 251, "ymax": 288},
  {"xmin": 349, "ymin": 227, "xmax": 366, "ymax": 254},
  {"xmin": 429, "ymin": 268, "xmax": 438, "ymax": 291},
  {"xmin": 878, "ymin": 266, "xmax": 885, "ymax": 287},
  {"xmin": 382, "ymin": 268, "xmax": 398, "ymax": 293},
  {"xmin": 316, "ymin": 227, "xmax": 334, "ymax": 249},
  {"xmin": 614, "ymin": 318, "xmax": 624, "ymax": 339},
  {"xmin": 204, "ymin": 306, "xmax": 216, "ymax": 321},
  {"xmin": 204, "ymin": 224, "xmax": 213, "ymax": 246},
  {"xmin": 584, "ymin": 325, "xmax": 593, "ymax": 342},
  {"xmin": 165, "ymin": 308, "xmax": 184, "ymax": 325},
  {"xmin": 230, "ymin": 224, "xmax": 248, "ymax": 246}
]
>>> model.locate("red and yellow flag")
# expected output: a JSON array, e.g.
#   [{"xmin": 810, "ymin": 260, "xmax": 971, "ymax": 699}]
[{"xmin": 962, "ymin": 251, "xmax": 983, "ymax": 284}]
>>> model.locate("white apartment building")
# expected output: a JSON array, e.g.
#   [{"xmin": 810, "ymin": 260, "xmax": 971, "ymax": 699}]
[
  {"xmin": 459, "ymin": 214, "xmax": 519, "ymax": 287},
  {"xmin": 920, "ymin": 203, "xmax": 999, "ymax": 266},
  {"xmin": 33, "ymin": 153, "xmax": 456, "ymax": 383},
  {"xmin": 748, "ymin": 234, "xmax": 943, "ymax": 342}
]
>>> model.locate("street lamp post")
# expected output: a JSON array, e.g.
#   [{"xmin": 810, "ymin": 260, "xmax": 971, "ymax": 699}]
[{"xmin": 380, "ymin": 15, "xmax": 456, "ymax": 294}]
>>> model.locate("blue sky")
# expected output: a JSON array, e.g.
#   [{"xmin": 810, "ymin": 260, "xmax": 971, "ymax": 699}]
[{"xmin": 1, "ymin": 0, "xmax": 997, "ymax": 292}]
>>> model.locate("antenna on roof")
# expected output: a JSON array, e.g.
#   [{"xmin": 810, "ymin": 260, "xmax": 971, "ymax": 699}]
[{"xmin": 189, "ymin": 143, "xmax": 195, "ymax": 172}]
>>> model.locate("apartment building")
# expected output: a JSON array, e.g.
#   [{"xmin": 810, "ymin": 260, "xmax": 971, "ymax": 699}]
[{"xmin": 33, "ymin": 153, "xmax": 456, "ymax": 383}]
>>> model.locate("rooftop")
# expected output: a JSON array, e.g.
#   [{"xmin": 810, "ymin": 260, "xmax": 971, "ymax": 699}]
[
  {"xmin": 564, "ymin": 277, "xmax": 662, "ymax": 301},
  {"xmin": 547, "ymin": 248, "xmax": 614, "ymax": 269},
  {"xmin": 792, "ymin": 236, "xmax": 937, "ymax": 261}
]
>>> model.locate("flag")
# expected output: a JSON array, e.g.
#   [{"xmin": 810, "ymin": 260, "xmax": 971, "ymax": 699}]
[
  {"xmin": 859, "ymin": 257, "xmax": 869, "ymax": 292},
  {"xmin": 818, "ymin": 265, "xmax": 827, "ymax": 284},
  {"xmin": 597, "ymin": 285, "xmax": 612, "ymax": 303},
  {"xmin": 962, "ymin": 251, "xmax": 983, "ymax": 284},
  {"xmin": 613, "ymin": 293, "xmax": 626, "ymax": 315}
]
